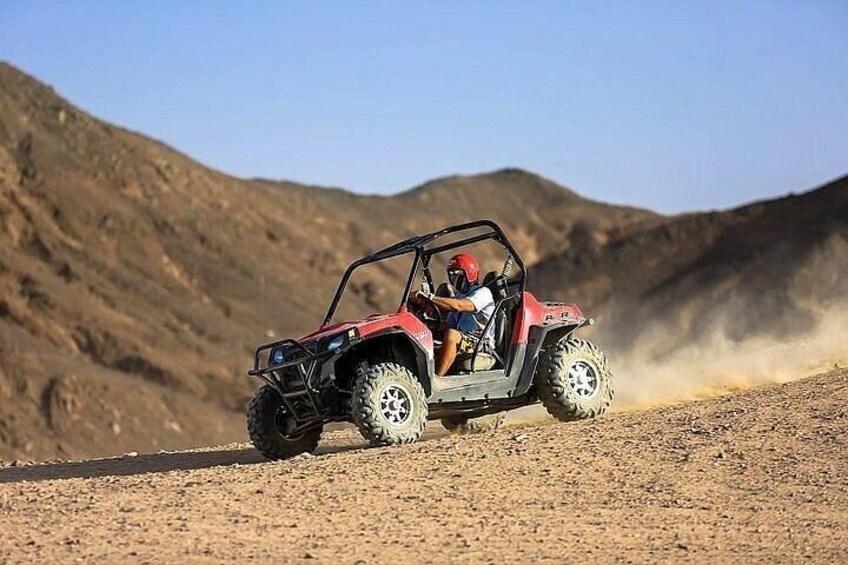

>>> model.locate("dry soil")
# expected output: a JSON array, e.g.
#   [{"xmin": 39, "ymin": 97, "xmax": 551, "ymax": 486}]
[{"xmin": 1, "ymin": 369, "xmax": 845, "ymax": 564}]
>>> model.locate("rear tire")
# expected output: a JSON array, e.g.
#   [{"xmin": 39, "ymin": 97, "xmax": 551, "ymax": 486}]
[
  {"xmin": 441, "ymin": 413, "xmax": 506, "ymax": 435},
  {"xmin": 352, "ymin": 362, "xmax": 427, "ymax": 446},
  {"xmin": 536, "ymin": 338, "xmax": 614, "ymax": 421},
  {"xmin": 247, "ymin": 385, "xmax": 322, "ymax": 460}
]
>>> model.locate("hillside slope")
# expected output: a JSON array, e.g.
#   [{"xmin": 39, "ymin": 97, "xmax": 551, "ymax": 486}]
[
  {"xmin": 531, "ymin": 174, "xmax": 848, "ymax": 353},
  {"xmin": 2, "ymin": 61, "xmax": 845, "ymax": 462},
  {"xmin": 0, "ymin": 62, "xmax": 657, "ymax": 460}
]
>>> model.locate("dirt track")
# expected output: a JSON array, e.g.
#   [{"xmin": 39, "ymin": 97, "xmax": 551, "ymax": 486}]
[{"xmin": 1, "ymin": 369, "xmax": 846, "ymax": 564}]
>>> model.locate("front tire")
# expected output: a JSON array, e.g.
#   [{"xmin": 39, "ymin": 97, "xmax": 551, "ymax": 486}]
[
  {"xmin": 247, "ymin": 385, "xmax": 322, "ymax": 460},
  {"xmin": 536, "ymin": 338, "xmax": 614, "ymax": 421},
  {"xmin": 352, "ymin": 362, "xmax": 427, "ymax": 446},
  {"xmin": 441, "ymin": 413, "xmax": 506, "ymax": 435}
]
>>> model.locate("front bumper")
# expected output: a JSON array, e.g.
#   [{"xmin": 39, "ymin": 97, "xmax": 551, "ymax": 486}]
[{"xmin": 249, "ymin": 338, "xmax": 337, "ymax": 423}]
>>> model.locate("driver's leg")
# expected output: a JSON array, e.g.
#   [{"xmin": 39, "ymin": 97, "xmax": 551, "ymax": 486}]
[{"xmin": 436, "ymin": 328, "xmax": 462, "ymax": 376}]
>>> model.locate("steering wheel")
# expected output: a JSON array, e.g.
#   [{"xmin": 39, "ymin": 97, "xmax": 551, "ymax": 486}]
[{"xmin": 411, "ymin": 292, "xmax": 443, "ymax": 330}]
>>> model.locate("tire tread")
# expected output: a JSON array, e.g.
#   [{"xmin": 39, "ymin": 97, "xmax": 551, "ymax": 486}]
[
  {"xmin": 351, "ymin": 362, "xmax": 427, "ymax": 446},
  {"xmin": 247, "ymin": 385, "xmax": 322, "ymax": 460},
  {"xmin": 536, "ymin": 338, "xmax": 615, "ymax": 422}
]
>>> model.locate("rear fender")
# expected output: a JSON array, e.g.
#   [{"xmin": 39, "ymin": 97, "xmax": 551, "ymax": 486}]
[{"xmin": 511, "ymin": 292, "xmax": 586, "ymax": 344}]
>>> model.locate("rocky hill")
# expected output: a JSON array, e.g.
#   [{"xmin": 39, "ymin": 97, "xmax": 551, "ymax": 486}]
[
  {"xmin": 530, "ymin": 174, "xmax": 848, "ymax": 354},
  {"xmin": 0, "ymin": 62, "xmax": 657, "ymax": 460},
  {"xmin": 1, "ymin": 61, "xmax": 845, "ymax": 461}
]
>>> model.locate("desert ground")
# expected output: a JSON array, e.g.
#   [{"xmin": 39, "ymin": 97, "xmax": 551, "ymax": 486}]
[{"xmin": 1, "ymin": 368, "xmax": 845, "ymax": 564}]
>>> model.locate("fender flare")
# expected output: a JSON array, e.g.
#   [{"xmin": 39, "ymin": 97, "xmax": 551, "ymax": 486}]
[
  {"xmin": 512, "ymin": 321, "xmax": 584, "ymax": 397},
  {"xmin": 338, "ymin": 327, "xmax": 434, "ymax": 396}
]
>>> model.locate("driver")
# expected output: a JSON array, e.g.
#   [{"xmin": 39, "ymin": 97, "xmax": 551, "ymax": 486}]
[{"xmin": 416, "ymin": 252, "xmax": 495, "ymax": 376}]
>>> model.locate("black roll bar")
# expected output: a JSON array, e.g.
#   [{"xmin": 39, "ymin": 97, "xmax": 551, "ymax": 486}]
[{"xmin": 321, "ymin": 219, "xmax": 526, "ymax": 327}]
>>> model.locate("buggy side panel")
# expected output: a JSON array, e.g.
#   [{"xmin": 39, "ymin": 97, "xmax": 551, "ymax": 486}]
[{"xmin": 428, "ymin": 319, "xmax": 583, "ymax": 407}]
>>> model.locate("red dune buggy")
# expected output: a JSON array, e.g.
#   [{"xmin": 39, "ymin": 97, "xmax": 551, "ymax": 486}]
[{"xmin": 247, "ymin": 220, "xmax": 614, "ymax": 459}]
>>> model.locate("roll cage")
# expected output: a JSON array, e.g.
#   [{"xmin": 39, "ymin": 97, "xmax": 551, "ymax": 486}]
[{"xmin": 322, "ymin": 219, "xmax": 527, "ymax": 327}]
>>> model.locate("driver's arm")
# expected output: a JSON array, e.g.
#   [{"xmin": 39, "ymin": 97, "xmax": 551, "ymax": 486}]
[{"xmin": 428, "ymin": 295, "xmax": 476, "ymax": 313}]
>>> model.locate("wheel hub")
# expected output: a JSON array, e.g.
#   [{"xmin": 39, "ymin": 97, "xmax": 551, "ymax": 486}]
[
  {"xmin": 379, "ymin": 384, "xmax": 412, "ymax": 425},
  {"xmin": 567, "ymin": 359, "xmax": 600, "ymax": 399},
  {"xmin": 275, "ymin": 407, "xmax": 305, "ymax": 440}
]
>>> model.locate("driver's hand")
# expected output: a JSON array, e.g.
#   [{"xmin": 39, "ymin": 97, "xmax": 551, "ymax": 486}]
[{"xmin": 414, "ymin": 290, "xmax": 435, "ymax": 303}]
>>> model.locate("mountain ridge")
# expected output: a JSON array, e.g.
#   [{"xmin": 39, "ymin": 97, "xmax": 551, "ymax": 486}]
[
  {"xmin": 0, "ymin": 62, "xmax": 657, "ymax": 460},
  {"xmin": 530, "ymin": 173, "xmax": 848, "ymax": 352},
  {"xmin": 1, "ymin": 61, "xmax": 845, "ymax": 461}
]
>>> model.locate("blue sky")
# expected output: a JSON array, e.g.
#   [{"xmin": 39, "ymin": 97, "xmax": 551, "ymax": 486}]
[{"xmin": 1, "ymin": 1, "xmax": 846, "ymax": 213}]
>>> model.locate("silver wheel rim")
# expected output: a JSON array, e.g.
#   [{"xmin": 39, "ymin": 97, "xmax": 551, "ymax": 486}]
[
  {"xmin": 567, "ymin": 359, "xmax": 600, "ymax": 399},
  {"xmin": 379, "ymin": 384, "xmax": 412, "ymax": 426}
]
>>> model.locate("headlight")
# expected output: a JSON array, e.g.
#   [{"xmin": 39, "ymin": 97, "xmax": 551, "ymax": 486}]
[
  {"xmin": 271, "ymin": 348, "xmax": 285, "ymax": 364},
  {"xmin": 326, "ymin": 335, "xmax": 346, "ymax": 352}
]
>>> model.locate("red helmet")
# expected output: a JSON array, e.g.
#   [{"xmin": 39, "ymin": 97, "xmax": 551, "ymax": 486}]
[{"xmin": 447, "ymin": 252, "xmax": 480, "ymax": 290}]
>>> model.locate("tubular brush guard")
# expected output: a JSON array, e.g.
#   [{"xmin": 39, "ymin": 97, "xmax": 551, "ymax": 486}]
[{"xmin": 249, "ymin": 339, "xmax": 334, "ymax": 423}]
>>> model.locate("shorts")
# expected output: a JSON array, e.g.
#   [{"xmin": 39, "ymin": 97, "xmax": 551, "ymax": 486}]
[{"xmin": 457, "ymin": 331, "xmax": 483, "ymax": 355}]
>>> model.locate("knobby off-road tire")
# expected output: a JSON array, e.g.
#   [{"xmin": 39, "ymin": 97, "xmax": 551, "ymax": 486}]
[
  {"xmin": 441, "ymin": 413, "xmax": 506, "ymax": 435},
  {"xmin": 536, "ymin": 338, "xmax": 614, "ymax": 422},
  {"xmin": 351, "ymin": 362, "xmax": 427, "ymax": 446},
  {"xmin": 247, "ymin": 385, "xmax": 322, "ymax": 461}
]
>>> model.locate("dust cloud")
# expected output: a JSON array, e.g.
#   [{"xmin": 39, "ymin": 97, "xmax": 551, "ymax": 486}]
[
  {"xmin": 506, "ymin": 301, "xmax": 847, "ymax": 425},
  {"xmin": 613, "ymin": 301, "xmax": 848, "ymax": 409}
]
